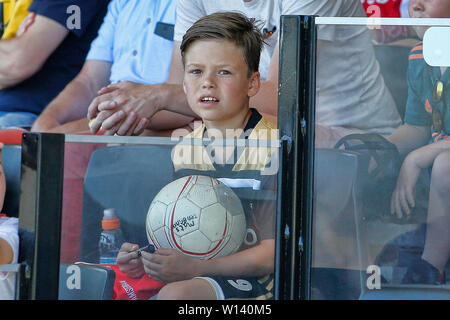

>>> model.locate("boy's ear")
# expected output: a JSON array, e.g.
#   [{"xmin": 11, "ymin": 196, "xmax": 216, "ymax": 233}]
[{"xmin": 247, "ymin": 71, "xmax": 261, "ymax": 98}]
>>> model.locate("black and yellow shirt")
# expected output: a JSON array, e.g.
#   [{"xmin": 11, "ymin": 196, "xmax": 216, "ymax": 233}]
[{"xmin": 172, "ymin": 109, "xmax": 278, "ymax": 249}]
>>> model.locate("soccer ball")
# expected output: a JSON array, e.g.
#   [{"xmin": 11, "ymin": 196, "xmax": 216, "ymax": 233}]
[{"xmin": 145, "ymin": 175, "xmax": 247, "ymax": 260}]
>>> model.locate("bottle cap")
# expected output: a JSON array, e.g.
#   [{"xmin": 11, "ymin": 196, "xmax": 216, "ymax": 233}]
[{"xmin": 102, "ymin": 208, "xmax": 120, "ymax": 229}]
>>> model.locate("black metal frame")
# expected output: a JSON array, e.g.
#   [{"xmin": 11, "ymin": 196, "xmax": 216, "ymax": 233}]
[
  {"xmin": 275, "ymin": 15, "xmax": 316, "ymax": 300},
  {"xmin": 19, "ymin": 133, "xmax": 65, "ymax": 299}
]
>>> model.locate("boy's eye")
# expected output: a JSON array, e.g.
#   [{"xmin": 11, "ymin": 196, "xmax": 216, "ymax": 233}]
[
  {"xmin": 190, "ymin": 69, "xmax": 202, "ymax": 75},
  {"xmin": 218, "ymin": 70, "xmax": 231, "ymax": 75}
]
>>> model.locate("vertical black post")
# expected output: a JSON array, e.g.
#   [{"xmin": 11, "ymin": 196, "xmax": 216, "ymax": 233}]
[
  {"xmin": 19, "ymin": 133, "xmax": 65, "ymax": 299},
  {"xmin": 298, "ymin": 15, "xmax": 316, "ymax": 301},
  {"xmin": 276, "ymin": 15, "xmax": 316, "ymax": 300}
]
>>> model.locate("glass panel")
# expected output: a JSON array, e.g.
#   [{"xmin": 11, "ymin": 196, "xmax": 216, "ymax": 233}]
[
  {"xmin": 59, "ymin": 134, "xmax": 280, "ymax": 300},
  {"xmin": 312, "ymin": 18, "xmax": 450, "ymax": 300}
]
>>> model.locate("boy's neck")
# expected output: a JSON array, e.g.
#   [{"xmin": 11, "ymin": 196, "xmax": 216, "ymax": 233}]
[{"xmin": 204, "ymin": 108, "xmax": 252, "ymax": 139}]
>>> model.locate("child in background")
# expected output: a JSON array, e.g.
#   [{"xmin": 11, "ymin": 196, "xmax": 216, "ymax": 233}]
[
  {"xmin": 388, "ymin": 0, "xmax": 450, "ymax": 284},
  {"xmin": 0, "ymin": 143, "xmax": 19, "ymax": 300},
  {"xmin": 117, "ymin": 12, "xmax": 277, "ymax": 300}
]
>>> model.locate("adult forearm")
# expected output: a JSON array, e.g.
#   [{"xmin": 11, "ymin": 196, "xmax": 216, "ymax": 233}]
[
  {"xmin": 157, "ymin": 83, "xmax": 196, "ymax": 118},
  {"xmin": 32, "ymin": 78, "xmax": 97, "ymax": 132},
  {"xmin": 143, "ymin": 83, "xmax": 197, "ymax": 131},
  {"xmin": 0, "ymin": 39, "xmax": 26, "ymax": 88}
]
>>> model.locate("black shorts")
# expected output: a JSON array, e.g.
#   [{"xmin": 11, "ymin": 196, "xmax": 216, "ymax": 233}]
[{"xmin": 197, "ymin": 274, "xmax": 274, "ymax": 300}]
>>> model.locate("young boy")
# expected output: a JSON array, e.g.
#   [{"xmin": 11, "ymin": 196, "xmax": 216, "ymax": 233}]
[
  {"xmin": 117, "ymin": 12, "xmax": 277, "ymax": 300},
  {"xmin": 0, "ymin": 143, "xmax": 19, "ymax": 300},
  {"xmin": 388, "ymin": 0, "xmax": 450, "ymax": 284}
]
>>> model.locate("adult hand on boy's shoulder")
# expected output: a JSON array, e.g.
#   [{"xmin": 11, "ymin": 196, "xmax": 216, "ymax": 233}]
[{"xmin": 140, "ymin": 248, "xmax": 201, "ymax": 283}]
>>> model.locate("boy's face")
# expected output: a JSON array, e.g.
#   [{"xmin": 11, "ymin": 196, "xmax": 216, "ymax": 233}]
[
  {"xmin": 409, "ymin": 0, "xmax": 450, "ymax": 38},
  {"xmin": 409, "ymin": 0, "xmax": 450, "ymax": 18},
  {"xmin": 183, "ymin": 39, "xmax": 260, "ymax": 127}
]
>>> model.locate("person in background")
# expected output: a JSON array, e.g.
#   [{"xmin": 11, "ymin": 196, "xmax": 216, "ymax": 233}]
[
  {"xmin": 0, "ymin": 142, "xmax": 19, "ymax": 300},
  {"xmin": 388, "ymin": 0, "xmax": 450, "ymax": 284},
  {"xmin": 87, "ymin": 0, "xmax": 401, "ymax": 149},
  {"xmin": 0, "ymin": 0, "xmax": 109, "ymax": 129},
  {"xmin": 30, "ymin": 0, "xmax": 183, "ymax": 135},
  {"xmin": 362, "ymin": 0, "xmax": 415, "ymax": 44}
]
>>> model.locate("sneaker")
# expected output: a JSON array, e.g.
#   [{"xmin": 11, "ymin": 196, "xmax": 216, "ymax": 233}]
[{"xmin": 402, "ymin": 258, "xmax": 445, "ymax": 285}]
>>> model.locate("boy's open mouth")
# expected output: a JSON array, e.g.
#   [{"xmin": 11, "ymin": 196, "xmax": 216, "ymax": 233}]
[{"xmin": 200, "ymin": 96, "xmax": 219, "ymax": 103}]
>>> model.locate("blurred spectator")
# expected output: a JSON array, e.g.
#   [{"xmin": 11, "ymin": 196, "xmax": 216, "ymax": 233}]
[
  {"xmin": 362, "ymin": 0, "xmax": 416, "ymax": 43},
  {"xmin": 0, "ymin": 0, "xmax": 109, "ymax": 129},
  {"xmin": 388, "ymin": 0, "xmax": 450, "ymax": 284},
  {"xmin": 86, "ymin": 0, "xmax": 401, "ymax": 149},
  {"xmin": 0, "ymin": 0, "xmax": 33, "ymax": 39},
  {"xmin": 0, "ymin": 215, "xmax": 18, "ymax": 300},
  {"xmin": 31, "ymin": 0, "xmax": 181, "ymax": 135},
  {"xmin": 0, "ymin": 142, "xmax": 18, "ymax": 300}
]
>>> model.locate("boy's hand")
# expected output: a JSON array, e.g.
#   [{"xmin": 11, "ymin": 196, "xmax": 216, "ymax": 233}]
[
  {"xmin": 390, "ymin": 152, "xmax": 421, "ymax": 219},
  {"xmin": 116, "ymin": 242, "xmax": 146, "ymax": 278},
  {"xmin": 140, "ymin": 248, "xmax": 201, "ymax": 283}
]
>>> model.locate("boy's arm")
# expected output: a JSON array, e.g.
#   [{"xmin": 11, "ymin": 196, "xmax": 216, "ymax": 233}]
[
  {"xmin": 141, "ymin": 239, "xmax": 274, "ymax": 283},
  {"xmin": 407, "ymin": 138, "xmax": 450, "ymax": 170},
  {"xmin": 387, "ymin": 123, "xmax": 430, "ymax": 157},
  {"xmin": 391, "ymin": 138, "xmax": 450, "ymax": 218}
]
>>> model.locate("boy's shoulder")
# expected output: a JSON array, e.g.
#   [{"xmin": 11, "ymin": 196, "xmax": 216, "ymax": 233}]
[
  {"xmin": 183, "ymin": 116, "xmax": 277, "ymax": 140},
  {"xmin": 409, "ymin": 41, "xmax": 424, "ymax": 60},
  {"xmin": 407, "ymin": 41, "xmax": 429, "ymax": 79}
]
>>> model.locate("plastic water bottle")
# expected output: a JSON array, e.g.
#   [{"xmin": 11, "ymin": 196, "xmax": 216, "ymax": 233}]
[{"xmin": 99, "ymin": 208, "xmax": 123, "ymax": 264}]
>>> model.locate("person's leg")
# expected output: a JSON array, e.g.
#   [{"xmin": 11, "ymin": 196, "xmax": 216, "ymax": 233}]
[
  {"xmin": 156, "ymin": 278, "xmax": 217, "ymax": 300},
  {"xmin": 0, "ymin": 112, "xmax": 37, "ymax": 130},
  {"xmin": 421, "ymin": 151, "xmax": 450, "ymax": 273},
  {"xmin": 403, "ymin": 151, "xmax": 450, "ymax": 284}
]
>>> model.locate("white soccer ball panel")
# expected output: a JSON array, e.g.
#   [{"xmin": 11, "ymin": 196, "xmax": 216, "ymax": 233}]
[
  {"xmin": 154, "ymin": 176, "xmax": 193, "ymax": 205},
  {"xmin": 170, "ymin": 198, "xmax": 201, "ymax": 238},
  {"xmin": 194, "ymin": 175, "xmax": 218, "ymax": 186},
  {"xmin": 147, "ymin": 201, "xmax": 167, "ymax": 232},
  {"xmin": 199, "ymin": 203, "xmax": 228, "ymax": 242},
  {"xmin": 180, "ymin": 230, "xmax": 213, "ymax": 254},
  {"xmin": 152, "ymin": 226, "xmax": 172, "ymax": 249},
  {"xmin": 187, "ymin": 184, "xmax": 218, "ymax": 208},
  {"xmin": 230, "ymin": 213, "xmax": 247, "ymax": 244}
]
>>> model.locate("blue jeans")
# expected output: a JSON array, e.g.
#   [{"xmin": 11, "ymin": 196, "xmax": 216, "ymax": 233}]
[{"xmin": 0, "ymin": 111, "xmax": 37, "ymax": 129}]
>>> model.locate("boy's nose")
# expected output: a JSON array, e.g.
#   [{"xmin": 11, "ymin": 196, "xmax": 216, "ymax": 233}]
[{"xmin": 201, "ymin": 74, "xmax": 216, "ymax": 88}]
